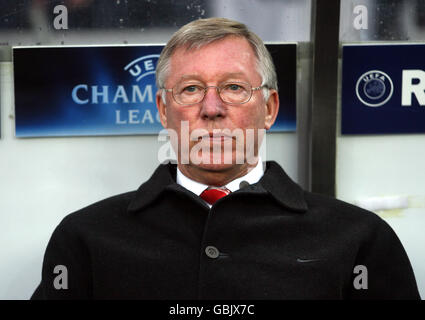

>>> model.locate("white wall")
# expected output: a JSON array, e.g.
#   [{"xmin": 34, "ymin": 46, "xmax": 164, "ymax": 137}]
[
  {"xmin": 0, "ymin": 62, "xmax": 298, "ymax": 299},
  {"xmin": 336, "ymin": 133, "xmax": 425, "ymax": 299}
]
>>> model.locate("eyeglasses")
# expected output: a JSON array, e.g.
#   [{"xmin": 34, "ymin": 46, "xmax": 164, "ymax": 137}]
[{"xmin": 163, "ymin": 81, "xmax": 264, "ymax": 105}]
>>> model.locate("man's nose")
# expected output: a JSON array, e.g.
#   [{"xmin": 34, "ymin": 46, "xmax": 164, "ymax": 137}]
[{"xmin": 200, "ymin": 87, "xmax": 226, "ymax": 120}]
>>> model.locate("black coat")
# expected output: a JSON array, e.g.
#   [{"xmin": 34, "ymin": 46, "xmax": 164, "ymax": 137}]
[{"xmin": 31, "ymin": 161, "xmax": 420, "ymax": 299}]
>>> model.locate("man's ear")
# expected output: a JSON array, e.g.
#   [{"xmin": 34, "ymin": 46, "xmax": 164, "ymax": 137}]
[
  {"xmin": 156, "ymin": 90, "xmax": 167, "ymax": 128},
  {"xmin": 264, "ymin": 89, "xmax": 279, "ymax": 130}
]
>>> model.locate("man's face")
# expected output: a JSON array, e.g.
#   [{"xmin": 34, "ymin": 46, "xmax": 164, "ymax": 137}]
[{"xmin": 156, "ymin": 36, "xmax": 278, "ymax": 173}]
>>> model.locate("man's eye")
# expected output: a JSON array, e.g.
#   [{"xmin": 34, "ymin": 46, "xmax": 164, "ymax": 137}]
[
  {"xmin": 227, "ymin": 84, "xmax": 242, "ymax": 91},
  {"xmin": 183, "ymin": 85, "xmax": 200, "ymax": 93},
  {"xmin": 224, "ymin": 83, "xmax": 247, "ymax": 92}
]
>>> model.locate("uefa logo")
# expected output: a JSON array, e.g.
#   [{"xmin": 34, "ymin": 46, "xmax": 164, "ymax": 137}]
[
  {"xmin": 355, "ymin": 70, "xmax": 394, "ymax": 107},
  {"xmin": 124, "ymin": 54, "xmax": 160, "ymax": 82}
]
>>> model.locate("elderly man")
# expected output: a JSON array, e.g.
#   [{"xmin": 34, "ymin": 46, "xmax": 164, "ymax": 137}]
[{"xmin": 32, "ymin": 18, "xmax": 420, "ymax": 300}]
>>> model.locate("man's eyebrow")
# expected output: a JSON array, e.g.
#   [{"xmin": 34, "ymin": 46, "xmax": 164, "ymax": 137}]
[
  {"xmin": 179, "ymin": 75, "xmax": 203, "ymax": 81},
  {"xmin": 179, "ymin": 73, "xmax": 247, "ymax": 81}
]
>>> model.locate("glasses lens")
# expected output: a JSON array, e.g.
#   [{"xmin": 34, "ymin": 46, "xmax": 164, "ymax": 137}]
[
  {"xmin": 172, "ymin": 82, "xmax": 253, "ymax": 105},
  {"xmin": 220, "ymin": 82, "xmax": 251, "ymax": 104},
  {"xmin": 173, "ymin": 83, "xmax": 204, "ymax": 105}
]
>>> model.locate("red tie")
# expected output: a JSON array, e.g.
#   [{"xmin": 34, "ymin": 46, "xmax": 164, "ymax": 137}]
[{"xmin": 200, "ymin": 187, "xmax": 231, "ymax": 205}]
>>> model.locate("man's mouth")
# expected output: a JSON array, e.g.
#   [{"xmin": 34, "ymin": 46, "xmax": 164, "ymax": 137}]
[{"xmin": 200, "ymin": 132, "xmax": 235, "ymax": 142}]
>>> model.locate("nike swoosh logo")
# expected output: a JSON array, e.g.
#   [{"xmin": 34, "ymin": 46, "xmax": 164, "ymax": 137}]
[{"xmin": 296, "ymin": 258, "xmax": 321, "ymax": 263}]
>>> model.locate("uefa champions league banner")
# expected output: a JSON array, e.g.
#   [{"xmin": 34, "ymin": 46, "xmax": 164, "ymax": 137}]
[
  {"xmin": 13, "ymin": 44, "xmax": 296, "ymax": 137},
  {"xmin": 341, "ymin": 44, "xmax": 425, "ymax": 135},
  {"xmin": 13, "ymin": 45, "xmax": 164, "ymax": 137}
]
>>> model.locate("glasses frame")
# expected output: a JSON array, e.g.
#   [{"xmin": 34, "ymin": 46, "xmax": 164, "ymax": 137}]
[{"xmin": 162, "ymin": 82, "xmax": 264, "ymax": 106}]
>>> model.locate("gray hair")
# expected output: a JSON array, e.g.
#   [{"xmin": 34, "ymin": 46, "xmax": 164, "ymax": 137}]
[{"xmin": 156, "ymin": 17, "xmax": 278, "ymax": 102}]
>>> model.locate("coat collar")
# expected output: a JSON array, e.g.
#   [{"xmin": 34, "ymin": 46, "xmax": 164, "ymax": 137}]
[{"xmin": 127, "ymin": 161, "xmax": 308, "ymax": 213}]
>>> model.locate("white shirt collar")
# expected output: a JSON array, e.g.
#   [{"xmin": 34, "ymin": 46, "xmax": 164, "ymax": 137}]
[{"xmin": 176, "ymin": 158, "xmax": 264, "ymax": 197}]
